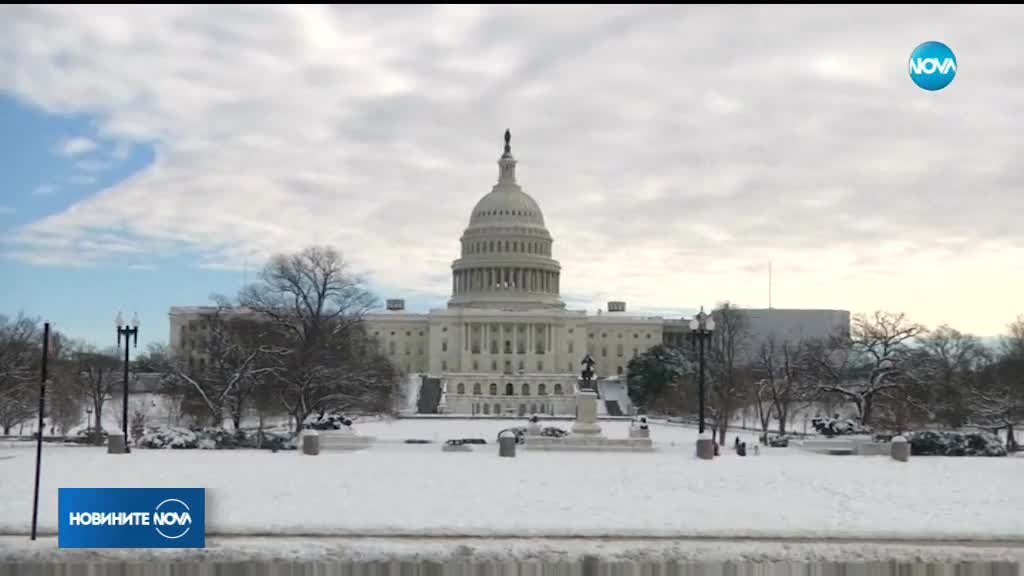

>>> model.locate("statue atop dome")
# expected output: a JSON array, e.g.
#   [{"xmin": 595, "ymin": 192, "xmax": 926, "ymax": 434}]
[{"xmin": 504, "ymin": 129, "xmax": 511, "ymax": 155}]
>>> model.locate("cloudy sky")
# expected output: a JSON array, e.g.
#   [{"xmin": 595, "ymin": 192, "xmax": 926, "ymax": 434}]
[{"xmin": 1, "ymin": 5, "xmax": 1022, "ymax": 348}]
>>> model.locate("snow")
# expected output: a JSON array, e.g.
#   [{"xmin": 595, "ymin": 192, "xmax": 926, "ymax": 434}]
[
  {"xmin": 2, "ymin": 536, "xmax": 1023, "ymax": 564},
  {"xmin": 1, "ymin": 418, "xmax": 1021, "ymax": 541}
]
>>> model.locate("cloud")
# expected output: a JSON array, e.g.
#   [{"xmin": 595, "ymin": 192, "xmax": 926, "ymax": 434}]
[
  {"xmin": 0, "ymin": 5, "xmax": 1022, "ymax": 335},
  {"xmin": 31, "ymin": 184, "xmax": 57, "ymax": 197},
  {"xmin": 57, "ymin": 136, "xmax": 96, "ymax": 157},
  {"xmin": 0, "ymin": 205, "xmax": 14, "ymax": 216}
]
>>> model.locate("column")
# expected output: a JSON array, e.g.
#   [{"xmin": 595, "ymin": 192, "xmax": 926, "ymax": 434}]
[
  {"xmin": 452, "ymin": 274, "xmax": 457, "ymax": 295},
  {"xmin": 527, "ymin": 323, "xmax": 533, "ymax": 356},
  {"xmin": 554, "ymin": 273, "xmax": 559, "ymax": 294}
]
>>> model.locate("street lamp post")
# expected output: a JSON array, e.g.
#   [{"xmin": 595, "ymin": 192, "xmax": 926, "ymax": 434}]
[
  {"xmin": 116, "ymin": 312, "xmax": 139, "ymax": 453},
  {"xmin": 689, "ymin": 307, "xmax": 715, "ymax": 459}
]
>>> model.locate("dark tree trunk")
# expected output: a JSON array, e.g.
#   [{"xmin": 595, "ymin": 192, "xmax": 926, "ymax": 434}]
[
  {"xmin": 1007, "ymin": 424, "xmax": 1019, "ymax": 452},
  {"xmin": 2, "ymin": 425, "xmax": 9, "ymax": 435},
  {"xmin": 861, "ymin": 395, "xmax": 874, "ymax": 426},
  {"xmin": 94, "ymin": 407, "xmax": 103, "ymax": 445}
]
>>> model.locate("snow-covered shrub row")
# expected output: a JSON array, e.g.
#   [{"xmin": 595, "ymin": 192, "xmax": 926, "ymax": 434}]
[
  {"xmin": 908, "ymin": 430, "xmax": 1007, "ymax": 457},
  {"xmin": 133, "ymin": 425, "xmax": 297, "ymax": 450},
  {"xmin": 136, "ymin": 427, "xmax": 200, "ymax": 449},
  {"xmin": 811, "ymin": 416, "xmax": 872, "ymax": 437}
]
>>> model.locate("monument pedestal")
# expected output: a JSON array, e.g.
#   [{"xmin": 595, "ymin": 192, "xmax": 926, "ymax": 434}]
[{"xmin": 571, "ymin": 390, "xmax": 603, "ymax": 437}]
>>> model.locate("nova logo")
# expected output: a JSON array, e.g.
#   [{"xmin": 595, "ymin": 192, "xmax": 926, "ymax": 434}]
[
  {"xmin": 59, "ymin": 488, "xmax": 205, "ymax": 548},
  {"xmin": 153, "ymin": 498, "xmax": 193, "ymax": 540},
  {"xmin": 909, "ymin": 41, "xmax": 957, "ymax": 91}
]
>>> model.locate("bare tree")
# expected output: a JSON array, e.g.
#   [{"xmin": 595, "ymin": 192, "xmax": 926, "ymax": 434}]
[
  {"xmin": 0, "ymin": 313, "xmax": 40, "ymax": 435},
  {"xmin": 914, "ymin": 325, "xmax": 988, "ymax": 428},
  {"xmin": 166, "ymin": 301, "xmax": 274, "ymax": 429},
  {"xmin": 239, "ymin": 246, "xmax": 385, "ymax": 434},
  {"xmin": 968, "ymin": 316, "xmax": 1024, "ymax": 451},
  {"xmin": 69, "ymin": 343, "xmax": 120, "ymax": 444},
  {"xmin": 705, "ymin": 302, "xmax": 752, "ymax": 445},
  {"xmin": 753, "ymin": 337, "xmax": 808, "ymax": 439},
  {"xmin": 806, "ymin": 311, "xmax": 925, "ymax": 427}
]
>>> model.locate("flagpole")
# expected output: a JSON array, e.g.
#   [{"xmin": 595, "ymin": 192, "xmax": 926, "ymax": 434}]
[{"xmin": 31, "ymin": 322, "xmax": 50, "ymax": 541}]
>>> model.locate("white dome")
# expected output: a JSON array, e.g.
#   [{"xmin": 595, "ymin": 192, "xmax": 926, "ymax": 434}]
[
  {"xmin": 448, "ymin": 130, "xmax": 564, "ymax": 311},
  {"xmin": 468, "ymin": 187, "xmax": 546, "ymax": 228}
]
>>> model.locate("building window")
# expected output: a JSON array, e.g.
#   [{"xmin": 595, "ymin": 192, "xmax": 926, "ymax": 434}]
[
  {"xmin": 489, "ymin": 383, "xmax": 497, "ymax": 395},
  {"xmin": 471, "ymin": 343, "xmax": 480, "ymax": 354},
  {"xmin": 457, "ymin": 383, "xmax": 465, "ymax": 394},
  {"xmin": 634, "ymin": 333, "xmax": 639, "ymax": 339},
  {"xmin": 530, "ymin": 403, "xmax": 537, "ymax": 414},
  {"xmin": 504, "ymin": 360, "xmax": 512, "ymax": 374},
  {"xmin": 473, "ymin": 360, "xmax": 479, "ymax": 371},
  {"xmin": 538, "ymin": 383, "xmax": 547, "ymax": 396},
  {"xmin": 483, "ymin": 403, "xmax": 490, "ymax": 415},
  {"xmin": 646, "ymin": 333, "xmax": 651, "ymax": 339},
  {"xmin": 617, "ymin": 344, "xmax": 623, "ymax": 357},
  {"xmin": 518, "ymin": 360, "xmax": 525, "ymax": 371},
  {"xmin": 494, "ymin": 403, "xmax": 501, "ymax": 415},
  {"xmin": 442, "ymin": 340, "xmax": 448, "ymax": 352},
  {"xmin": 537, "ymin": 360, "xmax": 544, "ymax": 371},
  {"xmin": 404, "ymin": 343, "xmax": 410, "ymax": 355},
  {"xmin": 602, "ymin": 333, "xmax": 607, "ymax": 338},
  {"xmin": 473, "ymin": 383, "xmax": 481, "ymax": 395},
  {"xmin": 199, "ymin": 357, "xmax": 206, "ymax": 372},
  {"xmin": 442, "ymin": 326, "xmax": 448, "ymax": 332},
  {"xmin": 617, "ymin": 366, "xmax": 624, "ymax": 375},
  {"xmin": 518, "ymin": 341, "xmax": 525, "ymax": 354},
  {"xmin": 505, "ymin": 383, "xmax": 514, "ymax": 396},
  {"xmin": 633, "ymin": 348, "xmax": 639, "ymax": 358},
  {"xmin": 406, "ymin": 331, "xmax": 411, "ymax": 337},
  {"xmin": 490, "ymin": 340, "xmax": 498, "ymax": 354},
  {"xmin": 554, "ymin": 383, "xmax": 563, "ymax": 395},
  {"xmin": 388, "ymin": 341, "xmax": 396, "ymax": 355},
  {"xmin": 491, "ymin": 360, "xmax": 498, "ymax": 371},
  {"xmin": 568, "ymin": 328, "xmax": 574, "ymax": 334},
  {"xmin": 522, "ymin": 383, "xmax": 531, "ymax": 396},
  {"xmin": 391, "ymin": 331, "xmax": 395, "ymax": 336},
  {"xmin": 602, "ymin": 347, "xmax": 607, "ymax": 358},
  {"xmin": 418, "ymin": 344, "xmax": 424, "ymax": 355},
  {"xmin": 568, "ymin": 362, "xmax": 573, "ymax": 371},
  {"xmin": 505, "ymin": 340, "xmax": 512, "ymax": 354},
  {"xmin": 442, "ymin": 360, "xmax": 448, "ymax": 371},
  {"xmin": 568, "ymin": 341, "xmax": 574, "ymax": 354}
]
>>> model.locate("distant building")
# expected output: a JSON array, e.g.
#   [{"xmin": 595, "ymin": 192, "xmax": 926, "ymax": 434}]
[{"xmin": 170, "ymin": 132, "xmax": 850, "ymax": 416}]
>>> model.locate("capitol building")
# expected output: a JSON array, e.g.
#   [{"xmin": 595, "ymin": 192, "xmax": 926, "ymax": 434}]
[{"xmin": 171, "ymin": 131, "xmax": 849, "ymax": 417}]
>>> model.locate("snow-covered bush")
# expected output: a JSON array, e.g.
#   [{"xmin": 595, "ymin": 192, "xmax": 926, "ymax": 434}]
[
  {"xmin": 258, "ymin": 428, "xmax": 297, "ymax": 451},
  {"xmin": 195, "ymin": 427, "xmax": 250, "ymax": 449},
  {"xmin": 908, "ymin": 430, "xmax": 1007, "ymax": 457},
  {"xmin": 136, "ymin": 427, "xmax": 200, "ymax": 449},
  {"xmin": 303, "ymin": 413, "xmax": 354, "ymax": 431},
  {"xmin": 812, "ymin": 416, "xmax": 872, "ymax": 437}
]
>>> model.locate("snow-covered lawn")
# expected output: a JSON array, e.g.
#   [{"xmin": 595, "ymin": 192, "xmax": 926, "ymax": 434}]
[{"xmin": 1, "ymin": 419, "xmax": 1020, "ymax": 540}]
